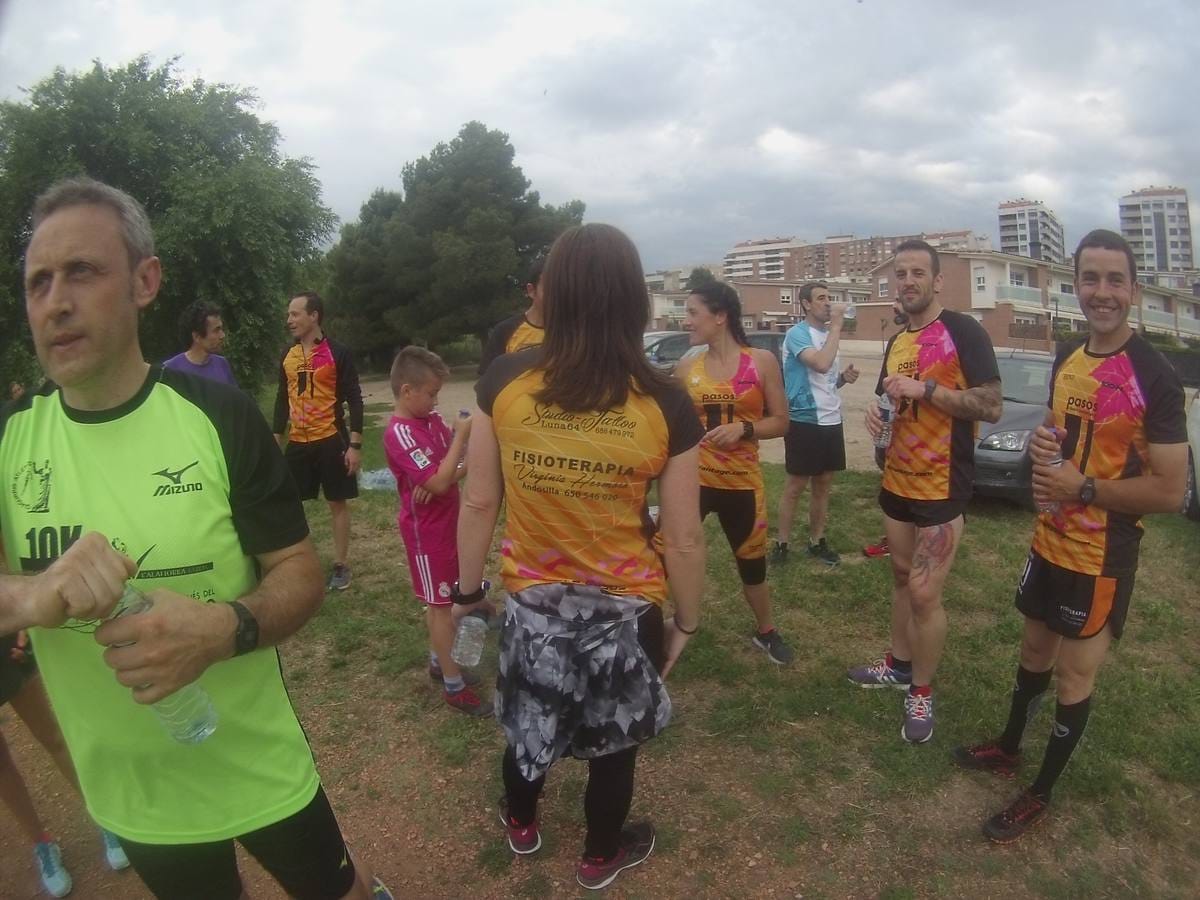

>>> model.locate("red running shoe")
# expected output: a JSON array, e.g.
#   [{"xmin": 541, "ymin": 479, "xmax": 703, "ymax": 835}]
[
  {"xmin": 863, "ymin": 537, "xmax": 890, "ymax": 558},
  {"xmin": 444, "ymin": 687, "xmax": 493, "ymax": 718}
]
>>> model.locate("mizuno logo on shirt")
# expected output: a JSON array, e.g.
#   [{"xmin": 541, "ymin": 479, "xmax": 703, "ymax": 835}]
[{"xmin": 152, "ymin": 461, "xmax": 203, "ymax": 497}]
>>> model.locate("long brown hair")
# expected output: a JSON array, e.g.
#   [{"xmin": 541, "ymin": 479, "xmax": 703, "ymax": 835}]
[{"xmin": 535, "ymin": 224, "xmax": 672, "ymax": 412}]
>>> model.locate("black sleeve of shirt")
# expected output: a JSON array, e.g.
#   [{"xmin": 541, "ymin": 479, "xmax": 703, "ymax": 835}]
[
  {"xmin": 476, "ymin": 346, "xmax": 542, "ymax": 416},
  {"xmin": 875, "ymin": 333, "xmax": 899, "ymax": 396},
  {"xmin": 331, "ymin": 340, "xmax": 364, "ymax": 434},
  {"xmin": 271, "ymin": 348, "xmax": 290, "ymax": 435},
  {"xmin": 478, "ymin": 314, "xmax": 523, "ymax": 377},
  {"xmin": 650, "ymin": 382, "xmax": 705, "ymax": 457},
  {"xmin": 942, "ymin": 311, "xmax": 1000, "ymax": 388},
  {"xmin": 1128, "ymin": 337, "xmax": 1188, "ymax": 444},
  {"xmin": 161, "ymin": 368, "xmax": 309, "ymax": 556}
]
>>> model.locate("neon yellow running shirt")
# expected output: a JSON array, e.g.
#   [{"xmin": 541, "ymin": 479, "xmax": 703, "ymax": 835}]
[{"xmin": 0, "ymin": 368, "xmax": 319, "ymax": 844}]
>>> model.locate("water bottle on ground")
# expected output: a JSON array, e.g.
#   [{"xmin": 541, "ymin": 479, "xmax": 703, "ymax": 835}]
[
  {"xmin": 874, "ymin": 394, "xmax": 894, "ymax": 449},
  {"xmin": 111, "ymin": 585, "xmax": 218, "ymax": 744},
  {"xmin": 1035, "ymin": 429, "xmax": 1066, "ymax": 515},
  {"xmin": 451, "ymin": 580, "xmax": 491, "ymax": 667}
]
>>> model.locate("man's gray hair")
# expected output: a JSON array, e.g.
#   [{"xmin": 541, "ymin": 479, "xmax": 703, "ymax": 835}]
[{"xmin": 31, "ymin": 176, "xmax": 155, "ymax": 267}]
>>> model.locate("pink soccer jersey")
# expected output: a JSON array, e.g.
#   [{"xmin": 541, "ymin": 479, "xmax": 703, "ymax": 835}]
[{"xmin": 383, "ymin": 413, "xmax": 461, "ymax": 605}]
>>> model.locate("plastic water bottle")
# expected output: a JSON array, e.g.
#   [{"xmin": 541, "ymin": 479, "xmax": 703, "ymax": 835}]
[
  {"xmin": 111, "ymin": 585, "xmax": 218, "ymax": 744},
  {"xmin": 450, "ymin": 580, "xmax": 491, "ymax": 667},
  {"xmin": 875, "ymin": 394, "xmax": 894, "ymax": 449},
  {"xmin": 1035, "ymin": 430, "xmax": 1065, "ymax": 515},
  {"xmin": 843, "ymin": 302, "xmax": 856, "ymax": 320}
]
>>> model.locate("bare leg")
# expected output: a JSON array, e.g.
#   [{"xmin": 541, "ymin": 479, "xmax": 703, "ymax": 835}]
[
  {"xmin": 0, "ymin": 730, "xmax": 47, "ymax": 843},
  {"xmin": 9, "ymin": 675, "xmax": 80, "ymax": 792},
  {"xmin": 808, "ymin": 472, "xmax": 834, "ymax": 543},
  {"xmin": 427, "ymin": 606, "xmax": 461, "ymax": 680},
  {"xmin": 906, "ymin": 517, "xmax": 964, "ymax": 686},
  {"xmin": 742, "ymin": 581, "xmax": 773, "ymax": 633},
  {"xmin": 883, "ymin": 515, "xmax": 916, "ymax": 661},
  {"xmin": 1054, "ymin": 626, "xmax": 1112, "ymax": 705},
  {"xmin": 775, "ymin": 475, "xmax": 809, "ymax": 544},
  {"xmin": 328, "ymin": 500, "xmax": 351, "ymax": 567}
]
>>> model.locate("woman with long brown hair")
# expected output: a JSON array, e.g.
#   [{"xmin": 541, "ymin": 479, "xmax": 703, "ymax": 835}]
[{"xmin": 455, "ymin": 223, "xmax": 704, "ymax": 891}]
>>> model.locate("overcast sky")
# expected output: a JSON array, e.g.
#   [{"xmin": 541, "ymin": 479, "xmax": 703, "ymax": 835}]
[{"xmin": 2, "ymin": 0, "xmax": 1197, "ymax": 271}]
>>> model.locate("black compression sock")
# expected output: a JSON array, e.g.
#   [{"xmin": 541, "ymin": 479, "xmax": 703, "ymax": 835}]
[
  {"xmin": 1031, "ymin": 696, "xmax": 1091, "ymax": 801},
  {"xmin": 998, "ymin": 665, "xmax": 1054, "ymax": 755}
]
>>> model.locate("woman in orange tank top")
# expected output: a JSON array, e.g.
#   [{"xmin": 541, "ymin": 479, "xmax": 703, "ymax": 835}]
[{"xmin": 675, "ymin": 283, "xmax": 793, "ymax": 665}]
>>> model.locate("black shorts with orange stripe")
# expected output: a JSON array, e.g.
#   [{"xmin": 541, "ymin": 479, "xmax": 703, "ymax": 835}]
[{"xmin": 1015, "ymin": 549, "xmax": 1135, "ymax": 640}]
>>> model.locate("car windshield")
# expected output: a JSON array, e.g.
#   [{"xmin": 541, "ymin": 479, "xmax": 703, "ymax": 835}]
[
  {"xmin": 643, "ymin": 333, "xmax": 666, "ymax": 349},
  {"xmin": 997, "ymin": 357, "xmax": 1052, "ymax": 405}
]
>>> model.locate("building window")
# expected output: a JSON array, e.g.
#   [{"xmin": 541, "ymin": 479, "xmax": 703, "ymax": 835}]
[
  {"xmin": 743, "ymin": 318, "xmax": 754, "ymax": 331},
  {"xmin": 1059, "ymin": 282, "xmax": 1075, "ymax": 295},
  {"xmin": 779, "ymin": 291, "xmax": 792, "ymax": 304},
  {"xmin": 1011, "ymin": 273, "xmax": 1026, "ymax": 287},
  {"xmin": 973, "ymin": 267, "xmax": 986, "ymax": 292},
  {"xmin": 878, "ymin": 279, "xmax": 888, "ymax": 297}
]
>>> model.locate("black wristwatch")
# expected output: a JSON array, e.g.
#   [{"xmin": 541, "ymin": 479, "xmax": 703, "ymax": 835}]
[
  {"xmin": 230, "ymin": 601, "xmax": 259, "ymax": 657},
  {"xmin": 348, "ymin": 441, "xmax": 363, "ymax": 450},
  {"xmin": 742, "ymin": 420, "xmax": 755, "ymax": 440},
  {"xmin": 1078, "ymin": 477, "xmax": 1097, "ymax": 506},
  {"xmin": 451, "ymin": 580, "xmax": 491, "ymax": 605},
  {"xmin": 923, "ymin": 379, "xmax": 937, "ymax": 402}
]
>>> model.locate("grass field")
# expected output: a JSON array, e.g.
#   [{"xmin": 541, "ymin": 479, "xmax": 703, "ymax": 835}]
[
  {"xmin": 2, "ymin": 404, "xmax": 1196, "ymax": 898},
  {"xmin": 278, "ymin": 417, "xmax": 1200, "ymax": 899}
]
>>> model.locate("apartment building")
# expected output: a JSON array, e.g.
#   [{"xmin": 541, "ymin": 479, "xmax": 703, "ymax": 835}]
[
  {"xmin": 1119, "ymin": 186, "xmax": 1195, "ymax": 273},
  {"xmin": 997, "ymin": 199, "xmax": 1066, "ymax": 263},
  {"xmin": 723, "ymin": 231, "xmax": 989, "ymax": 282}
]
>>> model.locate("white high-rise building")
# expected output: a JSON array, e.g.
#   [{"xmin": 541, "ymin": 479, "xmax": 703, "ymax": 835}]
[
  {"xmin": 998, "ymin": 199, "xmax": 1066, "ymax": 264},
  {"xmin": 1119, "ymin": 186, "xmax": 1194, "ymax": 273}
]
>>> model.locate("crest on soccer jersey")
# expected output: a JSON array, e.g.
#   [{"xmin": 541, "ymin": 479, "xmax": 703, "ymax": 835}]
[
  {"xmin": 410, "ymin": 448, "xmax": 432, "ymax": 470},
  {"xmin": 12, "ymin": 460, "xmax": 52, "ymax": 513},
  {"xmin": 438, "ymin": 582, "xmax": 451, "ymax": 598}
]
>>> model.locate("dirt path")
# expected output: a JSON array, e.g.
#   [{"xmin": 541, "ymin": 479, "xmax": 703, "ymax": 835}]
[{"xmin": 362, "ymin": 351, "xmax": 886, "ymax": 471}]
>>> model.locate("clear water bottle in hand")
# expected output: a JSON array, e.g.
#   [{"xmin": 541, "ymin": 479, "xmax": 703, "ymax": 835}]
[
  {"xmin": 874, "ymin": 394, "xmax": 894, "ymax": 449},
  {"xmin": 111, "ymin": 585, "xmax": 218, "ymax": 745},
  {"xmin": 450, "ymin": 580, "xmax": 492, "ymax": 667},
  {"xmin": 1035, "ymin": 429, "xmax": 1065, "ymax": 514},
  {"xmin": 843, "ymin": 302, "xmax": 856, "ymax": 320}
]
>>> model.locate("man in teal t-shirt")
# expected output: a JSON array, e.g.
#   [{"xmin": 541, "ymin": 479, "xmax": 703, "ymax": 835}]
[{"xmin": 0, "ymin": 177, "xmax": 392, "ymax": 899}]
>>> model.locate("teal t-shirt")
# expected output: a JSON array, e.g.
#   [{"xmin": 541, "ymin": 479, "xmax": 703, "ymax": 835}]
[{"xmin": 0, "ymin": 367, "xmax": 319, "ymax": 843}]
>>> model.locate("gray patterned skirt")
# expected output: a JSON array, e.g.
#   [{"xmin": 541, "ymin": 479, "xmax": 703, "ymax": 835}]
[{"xmin": 496, "ymin": 583, "xmax": 672, "ymax": 782}]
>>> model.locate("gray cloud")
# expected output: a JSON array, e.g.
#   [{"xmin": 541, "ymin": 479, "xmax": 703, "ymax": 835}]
[{"xmin": 1, "ymin": 0, "xmax": 1196, "ymax": 270}]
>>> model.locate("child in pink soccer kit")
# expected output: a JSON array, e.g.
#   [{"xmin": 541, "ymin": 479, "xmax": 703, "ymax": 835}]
[{"xmin": 383, "ymin": 346, "xmax": 490, "ymax": 716}]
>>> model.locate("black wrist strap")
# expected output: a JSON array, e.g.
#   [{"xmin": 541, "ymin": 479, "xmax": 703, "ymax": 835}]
[
  {"xmin": 451, "ymin": 580, "xmax": 490, "ymax": 605},
  {"xmin": 742, "ymin": 420, "xmax": 754, "ymax": 440}
]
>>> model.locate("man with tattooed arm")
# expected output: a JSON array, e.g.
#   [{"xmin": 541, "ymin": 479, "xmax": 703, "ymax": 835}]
[{"xmin": 849, "ymin": 239, "xmax": 1001, "ymax": 743}]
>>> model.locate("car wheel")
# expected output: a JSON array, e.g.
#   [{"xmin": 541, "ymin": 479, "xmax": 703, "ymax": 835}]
[{"xmin": 1186, "ymin": 449, "xmax": 1200, "ymax": 522}]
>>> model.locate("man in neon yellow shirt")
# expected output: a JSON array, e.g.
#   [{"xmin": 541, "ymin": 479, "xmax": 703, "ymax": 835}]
[{"xmin": 0, "ymin": 177, "xmax": 392, "ymax": 899}]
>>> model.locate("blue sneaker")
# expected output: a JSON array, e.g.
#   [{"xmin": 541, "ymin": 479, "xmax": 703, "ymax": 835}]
[
  {"xmin": 35, "ymin": 840, "xmax": 73, "ymax": 898},
  {"xmin": 902, "ymin": 690, "xmax": 935, "ymax": 743},
  {"xmin": 846, "ymin": 653, "xmax": 912, "ymax": 689},
  {"xmin": 100, "ymin": 828, "xmax": 130, "ymax": 871}
]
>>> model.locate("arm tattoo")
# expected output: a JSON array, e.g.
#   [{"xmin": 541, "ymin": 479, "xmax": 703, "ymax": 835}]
[
  {"xmin": 932, "ymin": 379, "xmax": 1001, "ymax": 423},
  {"xmin": 910, "ymin": 521, "xmax": 957, "ymax": 586}
]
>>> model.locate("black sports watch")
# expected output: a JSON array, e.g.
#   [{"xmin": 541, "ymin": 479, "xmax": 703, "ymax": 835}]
[
  {"xmin": 230, "ymin": 601, "xmax": 259, "ymax": 657},
  {"xmin": 1078, "ymin": 477, "xmax": 1097, "ymax": 506},
  {"xmin": 742, "ymin": 420, "xmax": 755, "ymax": 440},
  {"xmin": 348, "ymin": 441, "xmax": 363, "ymax": 450}
]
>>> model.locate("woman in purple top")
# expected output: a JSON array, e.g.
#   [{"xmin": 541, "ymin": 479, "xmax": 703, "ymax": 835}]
[{"xmin": 163, "ymin": 301, "xmax": 239, "ymax": 387}]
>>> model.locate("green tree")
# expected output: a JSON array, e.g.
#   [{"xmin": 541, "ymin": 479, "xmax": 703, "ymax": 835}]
[
  {"xmin": 0, "ymin": 57, "xmax": 335, "ymax": 390},
  {"xmin": 687, "ymin": 266, "xmax": 718, "ymax": 290},
  {"xmin": 327, "ymin": 122, "xmax": 584, "ymax": 364}
]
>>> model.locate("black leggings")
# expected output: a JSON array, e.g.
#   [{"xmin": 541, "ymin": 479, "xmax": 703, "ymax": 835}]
[{"xmin": 502, "ymin": 604, "xmax": 664, "ymax": 860}]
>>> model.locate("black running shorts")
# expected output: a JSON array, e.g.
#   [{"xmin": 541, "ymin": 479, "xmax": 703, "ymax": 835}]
[
  {"xmin": 878, "ymin": 488, "xmax": 967, "ymax": 529},
  {"xmin": 784, "ymin": 421, "xmax": 846, "ymax": 476},
  {"xmin": 699, "ymin": 485, "xmax": 766, "ymax": 584},
  {"xmin": 285, "ymin": 434, "xmax": 359, "ymax": 502},
  {"xmin": 1015, "ymin": 549, "xmax": 1134, "ymax": 640},
  {"xmin": 117, "ymin": 785, "xmax": 358, "ymax": 900}
]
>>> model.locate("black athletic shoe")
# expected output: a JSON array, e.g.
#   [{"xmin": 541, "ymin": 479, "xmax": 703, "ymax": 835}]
[
  {"xmin": 952, "ymin": 740, "xmax": 1020, "ymax": 778},
  {"xmin": 807, "ymin": 538, "xmax": 840, "ymax": 567},
  {"xmin": 983, "ymin": 790, "xmax": 1049, "ymax": 843},
  {"xmin": 769, "ymin": 542, "xmax": 789, "ymax": 564},
  {"xmin": 751, "ymin": 629, "xmax": 795, "ymax": 665}
]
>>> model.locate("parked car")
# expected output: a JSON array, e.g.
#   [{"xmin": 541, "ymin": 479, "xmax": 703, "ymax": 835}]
[
  {"xmin": 643, "ymin": 331, "xmax": 693, "ymax": 371},
  {"xmin": 674, "ymin": 330, "xmax": 787, "ymax": 370},
  {"xmin": 972, "ymin": 349, "xmax": 1054, "ymax": 505},
  {"xmin": 1185, "ymin": 387, "xmax": 1200, "ymax": 521}
]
